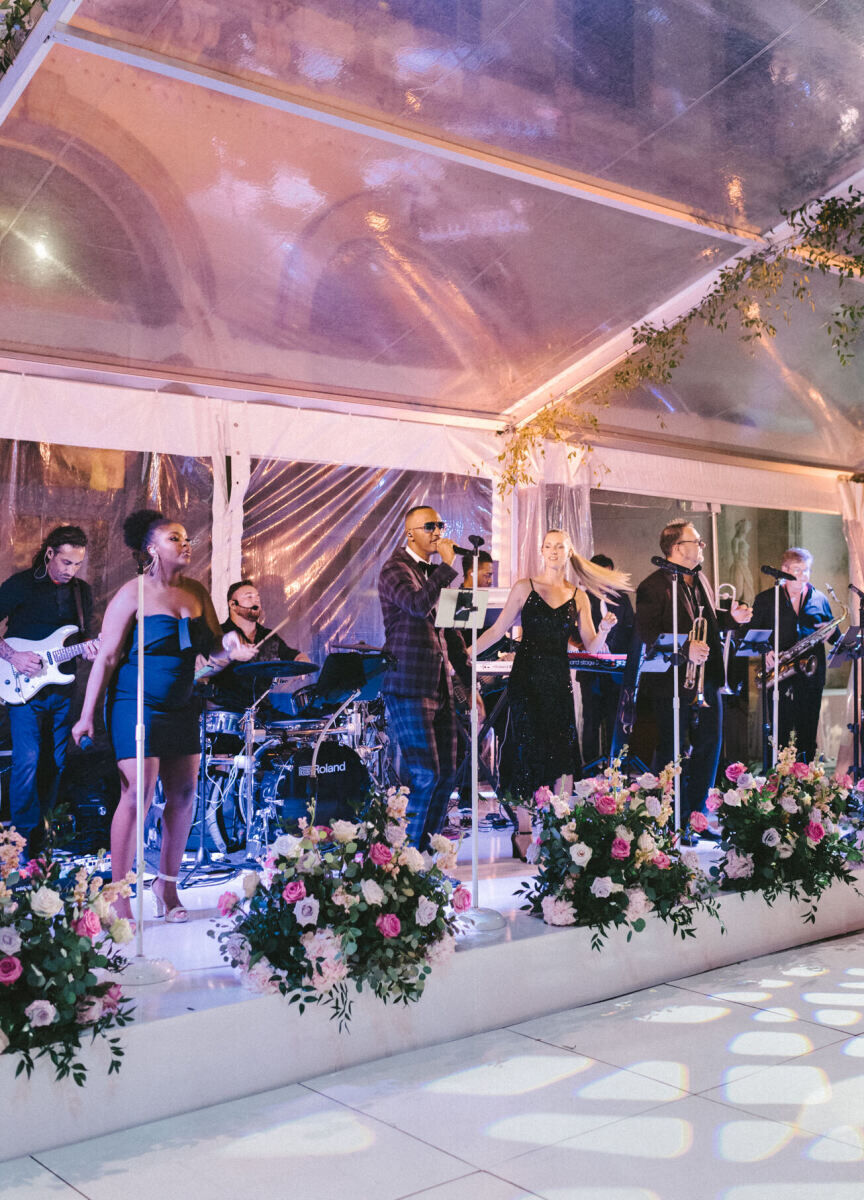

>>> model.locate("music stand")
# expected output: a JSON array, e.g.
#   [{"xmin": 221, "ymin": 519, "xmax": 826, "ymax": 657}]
[
  {"xmin": 736, "ymin": 630, "xmax": 773, "ymax": 771},
  {"xmin": 830, "ymin": 627, "xmax": 863, "ymax": 781},
  {"xmin": 437, "ymin": 583, "xmax": 505, "ymax": 935}
]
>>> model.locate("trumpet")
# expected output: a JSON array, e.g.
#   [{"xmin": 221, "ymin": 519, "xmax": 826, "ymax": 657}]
[
  {"xmin": 684, "ymin": 605, "xmax": 711, "ymax": 707},
  {"xmin": 716, "ymin": 583, "xmax": 739, "ymax": 696}
]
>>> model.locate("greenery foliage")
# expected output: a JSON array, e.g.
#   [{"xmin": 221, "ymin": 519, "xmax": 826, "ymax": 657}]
[
  {"xmin": 516, "ymin": 757, "xmax": 722, "ymax": 951},
  {"xmin": 0, "ymin": 0, "xmax": 48, "ymax": 76},
  {"xmin": 497, "ymin": 189, "xmax": 864, "ymax": 494},
  {"xmin": 0, "ymin": 828, "xmax": 134, "ymax": 1085},
  {"xmin": 211, "ymin": 786, "xmax": 466, "ymax": 1027},
  {"xmin": 708, "ymin": 746, "xmax": 864, "ymax": 923}
]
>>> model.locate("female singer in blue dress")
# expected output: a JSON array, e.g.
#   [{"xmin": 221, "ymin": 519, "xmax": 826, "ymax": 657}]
[
  {"xmin": 475, "ymin": 530, "xmax": 629, "ymax": 808},
  {"xmin": 72, "ymin": 510, "xmax": 255, "ymax": 923}
]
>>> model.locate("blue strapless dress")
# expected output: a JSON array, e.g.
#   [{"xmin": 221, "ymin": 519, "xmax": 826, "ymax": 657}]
[{"xmin": 107, "ymin": 615, "xmax": 214, "ymax": 759}]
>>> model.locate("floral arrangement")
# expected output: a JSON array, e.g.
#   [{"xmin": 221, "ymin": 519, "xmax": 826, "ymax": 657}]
[
  {"xmin": 0, "ymin": 827, "xmax": 134, "ymax": 1084},
  {"xmin": 1, "ymin": 0, "xmax": 48, "ymax": 76},
  {"xmin": 212, "ymin": 785, "xmax": 468, "ymax": 1026},
  {"xmin": 517, "ymin": 758, "xmax": 721, "ymax": 950},
  {"xmin": 708, "ymin": 747, "xmax": 863, "ymax": 921}
]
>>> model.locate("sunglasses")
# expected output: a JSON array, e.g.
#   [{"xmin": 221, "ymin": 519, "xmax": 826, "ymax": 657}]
[{"xmin": 409, "ymin": 521, "xmax": 446, "ymax": 532}]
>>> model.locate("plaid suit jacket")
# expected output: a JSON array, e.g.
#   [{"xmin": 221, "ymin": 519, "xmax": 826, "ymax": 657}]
[{"xmin": 378, "ymin": 547, "xmax": 458, "ymax": 698}]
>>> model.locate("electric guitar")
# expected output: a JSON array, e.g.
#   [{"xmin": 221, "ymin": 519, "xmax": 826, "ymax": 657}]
[{"xmin": 0, "ymin": 625, "xmax": 100, "ymax": 705}]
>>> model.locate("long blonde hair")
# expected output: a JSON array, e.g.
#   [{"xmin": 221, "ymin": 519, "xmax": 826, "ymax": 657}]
[{"xmin": 543, "ymin": 529, "xmax": 632, "ymax": 601}]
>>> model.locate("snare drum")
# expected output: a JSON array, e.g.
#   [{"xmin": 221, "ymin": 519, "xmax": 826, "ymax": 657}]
[{"xmin": 204, "ymin": 710, "xmax": 242, "ymax": 736}]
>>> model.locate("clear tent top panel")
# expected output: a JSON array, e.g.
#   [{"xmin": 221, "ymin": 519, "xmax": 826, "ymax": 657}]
[
  {"xmin": 71, "ymin": 0, "xmax": 864, "ymax": 232},
  {"xmin": 0, "ymin": 43, "xmax": 736, "ymax": 418}
]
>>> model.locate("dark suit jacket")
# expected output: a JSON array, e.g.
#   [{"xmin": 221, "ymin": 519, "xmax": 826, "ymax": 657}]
[
  {"xmin": 636, "ymin": 567, "xmax": 728, "ymax": 692},
  {"xmin": 378, "ymin": 548, "xmax": 458, "ymax": 699}
]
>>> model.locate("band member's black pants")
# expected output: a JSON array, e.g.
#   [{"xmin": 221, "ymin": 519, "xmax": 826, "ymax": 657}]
[
  {"xmin": 778, "ymin": 676, "xmax": 823, "ymax": 762},
  {"xmin": 650, "ymin": 684, "xmax": 723, "ymax": 825},
  {"xmin": 9, "ymin": 688, "xmax": 73, "ymax": 856}
]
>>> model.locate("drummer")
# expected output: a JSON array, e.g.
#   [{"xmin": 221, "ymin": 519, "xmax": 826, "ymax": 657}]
[{"xmin": 211, "ymin": 580, "xmax": 310, "ymax": 713}]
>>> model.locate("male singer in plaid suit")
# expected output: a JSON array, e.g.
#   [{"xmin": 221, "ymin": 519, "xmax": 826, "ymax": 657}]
[{"xmin": 379, "ymin": 505, "xmax": 459, "ymax": 849}]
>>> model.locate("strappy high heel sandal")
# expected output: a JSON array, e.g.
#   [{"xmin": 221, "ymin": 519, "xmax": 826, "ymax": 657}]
[{"xmin": 151, "ymin": 873, "xmax": 189, "ymax": 923}]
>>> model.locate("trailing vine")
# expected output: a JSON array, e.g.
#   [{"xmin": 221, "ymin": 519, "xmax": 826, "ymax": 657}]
[
  {"xmin": 1, "ymin": 0, "xmax": 48, "ymax": 77},
  {"xmin": 496, "ymin": 189, "xmax": 864, "ymax": 494}
]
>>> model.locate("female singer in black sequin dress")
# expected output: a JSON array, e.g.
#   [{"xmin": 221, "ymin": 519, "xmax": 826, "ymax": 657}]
[{"xmin": 475, "ymin": 531, "xmax": 629, "ymax": 809}]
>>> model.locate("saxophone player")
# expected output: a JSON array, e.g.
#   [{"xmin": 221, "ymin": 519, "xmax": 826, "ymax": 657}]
[
  {"xmin": 750, "ymin": 548, "xmax": 837, "ymax": 762},
  {"xmin": 636, "ymin": 520, "xmax": 751, "ymax": 835}
]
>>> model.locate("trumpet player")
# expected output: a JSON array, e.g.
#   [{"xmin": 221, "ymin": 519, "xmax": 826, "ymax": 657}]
[
  {"xmin": 636, "ymin": 520, "xmax": 752, "ymax": 836},
  {"xmin": 749, "ymin": 548, "xmax": 837, "ymax": 762}
]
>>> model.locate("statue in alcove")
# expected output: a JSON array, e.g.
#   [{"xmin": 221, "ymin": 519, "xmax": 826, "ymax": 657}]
[{"xmin": 729, "ymin": 517, "xmax": 755, "ymax": 604}]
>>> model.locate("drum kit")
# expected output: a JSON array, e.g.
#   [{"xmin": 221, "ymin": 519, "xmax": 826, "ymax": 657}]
[{"xmin": 180, "ymin": 646, "xmax": 394, "ymax": 869}]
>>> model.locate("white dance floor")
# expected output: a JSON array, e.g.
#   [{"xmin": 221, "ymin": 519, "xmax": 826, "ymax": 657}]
[{"xmin": 5, "ymin": 921, "xmax": 864, "ymax": 1200}]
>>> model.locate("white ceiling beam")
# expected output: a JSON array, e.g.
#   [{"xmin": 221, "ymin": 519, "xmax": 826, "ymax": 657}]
[
  {"xmin": 48, "ymin": 22, "xmax": 762, "ymax": 247},
  {"xmin": 0, "ymin": 0, "xmax": 81, "ymax": 126}
]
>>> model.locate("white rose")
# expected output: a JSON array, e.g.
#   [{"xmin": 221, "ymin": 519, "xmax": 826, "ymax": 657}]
[
  {"xmin": 569, "ymin": 842, "xmax": 593, "ymax": 867},
  {"xmin": 736, "ymin": 773, "xmax": 755, "ymax": 790},
  {"xmin": 360, "ymin": 878, "xmax": 385, "ymax": 906},
  {"xmin": 614, "ymin": 824, "xmax": 634, "ymax": 843},
  {"xmin": 399, "ymin": 846, "xmax": 425, "ymax": 873},
  {"xmin": 590, "ymin": 876, "xmax": 613, "ymax": 898},
  {"xmin": 636, "ymin": 831, "xmax": 656, "ymax": 854},
  {"xmin": 30, "ymin": 887, "xmax": 64, "ymax": 919},
  {"xmin": 109, "ymin": 918, "xmax": 133, "ymax": 944},
  {"xmin": 762, "ymin": 828, "xmax": 781, "ymax": 848},
  {"xmin": 415, "ymin": 896, "xmax": 439, "ymax": 927},
  {"xmin": 272, "ymin": 834, "xmax": 302, "ymax": 858},
  {"xmin": 723, "ymin": 789, "xmax": 742, "ymax": 808},
  {"xmin": 330, "ymin": 820, "xmax": 359, "ymax": 845},
  {"xmin": 0, "ymin": 926, "xmax": 22, "ymax": 955},
  {"xmin": 550, "ymin": 795, "xmax": 571, "ymax": 819},
  {"xmin": 635, "ymin": 772, "xmax": 660, "ymax": 790},
  {"xmin": 572, "ymin": 778, "xmax": 599, "ymax": 799}
]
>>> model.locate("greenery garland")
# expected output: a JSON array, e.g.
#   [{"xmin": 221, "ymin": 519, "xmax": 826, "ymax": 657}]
[
  {"xmin": 496, "ymin": 189, "xmax": 864, "ymax": 494},
  {"xmin": 0, "ymin": 0, "xmax": 47, "ymax": 76}
]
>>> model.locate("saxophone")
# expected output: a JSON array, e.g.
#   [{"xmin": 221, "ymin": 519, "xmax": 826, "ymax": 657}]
[{"xmin": 757, "ymin": 585, "xmax": 846, "ymax": 689}]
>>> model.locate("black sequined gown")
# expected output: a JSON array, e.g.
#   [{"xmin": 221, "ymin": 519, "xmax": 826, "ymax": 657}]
[{"xmin": 506, "ymin": 584, "xmax": 582, "ymax": 800}]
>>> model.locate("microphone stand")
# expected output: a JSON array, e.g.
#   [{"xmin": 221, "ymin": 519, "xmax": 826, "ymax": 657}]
[
  {"xmin": 773, "ymin": 578, "xmax": 781, "ymax": 767},
  {"xmin": 850, "ymin": 584, "xmax": 864, "ymax": 781},
  {"xmin": 461, "ymin": 535, "xmax": 505, "ymax": 935},
  {"xmin": 650, "ymin": 557, "xmax": 691, "ymax": 829},
  {"xmin": 121, "ymin": 561, "xmax": 175, "ymax": 986}
]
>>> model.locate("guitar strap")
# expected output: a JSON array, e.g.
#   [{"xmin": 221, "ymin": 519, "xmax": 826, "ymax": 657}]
[{"xmin": 71, "ymin": 578, "xmax": 85, "ymax": 634}]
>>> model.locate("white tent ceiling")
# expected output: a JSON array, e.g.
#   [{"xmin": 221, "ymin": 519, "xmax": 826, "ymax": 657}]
[{"xmin": 1, "ymin": 0, "xmax": 863, "ymax": 474}]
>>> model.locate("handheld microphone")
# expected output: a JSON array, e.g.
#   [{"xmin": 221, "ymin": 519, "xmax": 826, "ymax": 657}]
[
  {"xmin": 451, "ymin": 536, "xmax": 485, "ymax": 557},
  {"xmin": 761, "ymin": 564, "xmax": 795, "ymax": 581},
  {"xmin": 79, "ymin": 735, "xmax": 94, "ymax": 751}
]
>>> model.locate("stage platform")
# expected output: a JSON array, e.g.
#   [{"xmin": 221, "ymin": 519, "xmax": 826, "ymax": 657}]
[{"xmin": 3, "ymin": 834, "xmax": 864, "ymax": 1163}]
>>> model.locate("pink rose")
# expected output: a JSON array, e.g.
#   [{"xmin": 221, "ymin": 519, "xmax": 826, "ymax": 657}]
[
  {"xmin": 282, "ymin": 880, "xmax": 306, "ymax": 903},
  {"xmin": 689, "ymin": 812, "xmax": 709, "ymax": 833},
  {"xmin": 101, "ymin": 983, "xmax": 124, "ymax": 1013},
  {"xmin": 76, "ymin": 996, "xmax": 104, "ymax": 1025},
  {"xmin": 375, "ymin": 913, "xmax": 401, "ymax": 938},
  {"xmin": 705, "ymin": 792, "xmax": 722, "ymax": 813},
  {"xmin": 594, "ymin": 794, "xmax": 617, "ymax": 815},
  {"xmin": 534, "ymin": 785, "xmax": 554, "ymax": 810},
  {"xmin": 791, "ymin": 761, "xmax": 811, "ymax": 780},
  {"xmin": 369, "ymin": 842, "xmax": 393, "ymax": 866},
  {"xmin": 451, "ymin": 885, "xmax": 472, "ymax": 912},
  {"xmin": 805, "ymin": 820, "xmax": 825, "ymax": 844},
  {"xmin": 74, "ymin": 908, "xmax": 103, "ymax": 942},
  {"xmin": 0, "ymin": 955, "xmax": 22, "ymax": 985},
  {"xmin": 652, "ymin": 852, "xmax": 672, "ymax": 870},
  {"xmin": 835, "ymin": 772, "xmax": 853, "ymax": 789},
  {"xmin": 725, "ymin": 762, "xmax": 746, "ymax": 782},
  {"xmin": 610, "ymin": 837, "xmax": 631, "ymax": 860},
  {"xmin": 217, "ymin": 891, "xmax": 238, "ymax": 916}
]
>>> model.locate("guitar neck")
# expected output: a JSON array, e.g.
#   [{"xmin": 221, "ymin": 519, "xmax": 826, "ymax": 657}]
[{"xmin": 51, "ymin": 639, "xmax": 97, "ymax": 665}]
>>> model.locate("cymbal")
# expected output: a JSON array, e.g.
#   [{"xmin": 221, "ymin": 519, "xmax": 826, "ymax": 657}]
[
  {"xmin": 328, "ymin": 641, "xmax": 385, "ymax": 653},
  {"xmin": 232, "ymin": 660, "xmax": 319, "ymax": 678}
]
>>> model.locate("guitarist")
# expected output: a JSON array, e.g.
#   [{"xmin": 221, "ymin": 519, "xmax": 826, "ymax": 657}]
[{"xmin": 0, "ymin": 525, "xmax": 98, "ymax": 856}]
